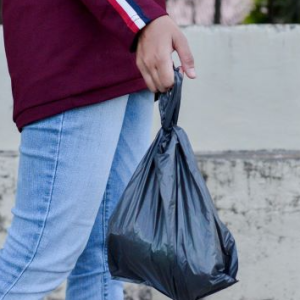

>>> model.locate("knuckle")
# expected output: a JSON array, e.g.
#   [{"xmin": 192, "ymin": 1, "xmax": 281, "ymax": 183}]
[
  {"xmin": 176, "ymin": 31, "xmax": 187, "ymax": 44},
  {"xmin": 165, "ymin": 78, "xmax": 175, "ymax": 89},
  {"xmin": 143, "ymin": 57, "xmax": 153, "ymax": 68},
  {"xmin": 151, "ymin": 86, "xmax": 158, "ymax": 93},
  {"xmin": 146, "ymin": 80, "xmax": 158, "ymax": 93},
  {"xmin": 183, "ymin": 54, "xmax": 194, "ymax": 66},
  {"xmin": 154, "ymin": 54, "xmax": 165, "ymax": 65},
  {"xmin": 161, "ymin": 75, "xmax": 174, "ymax": 90}
]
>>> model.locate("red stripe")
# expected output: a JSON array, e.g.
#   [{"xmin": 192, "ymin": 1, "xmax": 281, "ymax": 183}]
[{"xmin": 107, "ymin": 0, "xmax": 140, "ymax": 33}]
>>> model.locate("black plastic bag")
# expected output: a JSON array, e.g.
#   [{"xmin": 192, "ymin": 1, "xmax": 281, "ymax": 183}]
[{"xmin": 106, "ymin": 67, "xmax": 239, "ymax": 300}]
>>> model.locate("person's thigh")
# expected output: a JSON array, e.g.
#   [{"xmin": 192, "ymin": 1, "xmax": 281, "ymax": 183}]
[
  {"xmin": 0, "ymin": 95, "xmax": 129, "ymax": 300},
  {"xmin": 66, "ymin": 88, "xmax": 154, "ymax": 300}
]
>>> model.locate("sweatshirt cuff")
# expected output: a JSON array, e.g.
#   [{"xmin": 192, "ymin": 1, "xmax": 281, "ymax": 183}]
[
  {"xmin": 129, "ymin": 13, "xmax": 168, "ymax": 52},
  {"xmin": 80, "ymin": 0, "xmax": 168, "ymax": 52}
]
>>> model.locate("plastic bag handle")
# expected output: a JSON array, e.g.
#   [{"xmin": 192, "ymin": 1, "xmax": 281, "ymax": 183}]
[{"xmin": 158, "ymin": 66, "xmax": 183, "ymax": 132}]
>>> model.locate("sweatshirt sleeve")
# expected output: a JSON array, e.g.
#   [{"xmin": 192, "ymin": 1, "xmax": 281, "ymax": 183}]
[{"xmin": 80, "ymin": 0, "xmax": 168, "ymax": 52}]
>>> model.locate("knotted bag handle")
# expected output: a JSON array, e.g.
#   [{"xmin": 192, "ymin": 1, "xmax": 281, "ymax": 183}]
[{"xmin": 158, "ymin": 66, "xmax": 183, "ymax": 132}]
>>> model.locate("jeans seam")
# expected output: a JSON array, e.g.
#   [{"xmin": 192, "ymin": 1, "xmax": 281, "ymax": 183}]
[
  {"xmin": 102, "ymin": 185, "xmax": 110, "ymax": 300},
  {"xmin": 102, "ymin": 183, "xmax": 110, "ymax": 273},
  {"xmin": 103, "ymin": 173, "xmax": 114, "ymax": 300},
  {"xmin": 1, "ymin": 113, "xmax": 65, "ymax": 300},
  {"xmin": 103, "ymin": 271, "xmax": 109, "ymax": 300}
]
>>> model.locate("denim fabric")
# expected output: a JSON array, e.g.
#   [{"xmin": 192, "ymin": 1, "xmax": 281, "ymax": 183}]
[{"xmin": 0, "ymin": 89, "xmax": 154, "ymax": 300}]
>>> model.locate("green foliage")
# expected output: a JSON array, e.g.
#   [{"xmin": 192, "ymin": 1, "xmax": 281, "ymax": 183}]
[{"xmin": 244, "ymin": 0, "xmax": 300, "ymax": 24}]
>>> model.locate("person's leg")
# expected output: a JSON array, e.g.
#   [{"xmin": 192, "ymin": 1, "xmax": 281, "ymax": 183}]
[
  {"xmin": 0, "ymin": 95, "xmax": 131, "ymax": 300},
  {"xmin": 66, "ymin": 89, "xmax": 154, "ymax": 300}
]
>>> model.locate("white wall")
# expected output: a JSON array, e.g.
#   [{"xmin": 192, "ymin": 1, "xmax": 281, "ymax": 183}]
[
  {"xmin": 1, "ymin": 25, "xmax": 300, "ymax": 152},
  {"xmin": 153, "ymin": 25, "xmax": 300, "ymax": 152}
]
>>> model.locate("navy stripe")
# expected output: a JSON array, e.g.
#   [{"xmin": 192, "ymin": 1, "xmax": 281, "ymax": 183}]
[{"xmin": 125, "ymin": 0, "xmax": 151, "ymax": 23}]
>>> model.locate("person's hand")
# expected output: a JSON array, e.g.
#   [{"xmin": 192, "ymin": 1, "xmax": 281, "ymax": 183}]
[{"xmin": 136, "ymin": 15, "xmax": 196, "ymax": 93}]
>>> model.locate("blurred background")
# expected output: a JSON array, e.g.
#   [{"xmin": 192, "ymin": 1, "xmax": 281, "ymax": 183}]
[
  {"xmin": 167, "ymin": 0, "xmax": 300, "ymax": 25},
  {"xmin": 0, "ymin": 0, "xmax": 300, "ymax": 300}
]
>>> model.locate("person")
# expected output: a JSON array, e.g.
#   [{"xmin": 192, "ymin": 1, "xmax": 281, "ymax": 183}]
[{"xmin": 0, "ymin": 0, "xmax": 195, "ymax": 299}]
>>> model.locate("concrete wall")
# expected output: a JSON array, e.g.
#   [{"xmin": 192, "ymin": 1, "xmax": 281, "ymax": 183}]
[
  {"xmin": 153, "ymin": 25, "xmax": 300, "ymax": 152},
  {"xmin": 154, "ymin": 150, "xmax": 300, "ymax": 300},
  {"xmin": 1, "ymin": 25, "xmax": 300, "ymax": 300},
  {"xmin": 2, "ymin": 25, "xmax": 300, "ymax": 152}
]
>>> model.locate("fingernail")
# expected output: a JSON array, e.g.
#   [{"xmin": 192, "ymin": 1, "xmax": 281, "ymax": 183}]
[{"xmin": 188, "ymin": 68, "xmax": 197, "ymax": 78}]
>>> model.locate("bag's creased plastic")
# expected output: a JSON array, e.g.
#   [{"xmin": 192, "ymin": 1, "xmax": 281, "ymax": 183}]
[{"xmin": 106, "ymin": 67, "xmax": 239, "ymax": 300}]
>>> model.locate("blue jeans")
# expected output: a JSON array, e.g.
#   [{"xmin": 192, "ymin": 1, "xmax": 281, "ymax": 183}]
[{"xmin": 0, "ymin": 89, "xmax": 154, "ymax": 300}]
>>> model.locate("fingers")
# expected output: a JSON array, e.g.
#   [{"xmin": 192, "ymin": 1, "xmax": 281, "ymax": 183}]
[
  {"xmin": 137, "ymin": 53, "xmax": 174, "ymax": 93},
  {"xmin": 135, "ymin": 16, "xmax": 175, "ymax": 93},
  {"xmin": 136, "ymin": 58, "xmax": 157, "ymax": 93},
  {"xmin": 150, "ymin": 67, "xmax": 166, "ymax": 92},
  {"xmin": 156, "ymin": 57, "xmax": 175, "ymax": 91},
  {"xmin": 173, "ymin": 32, "xmax": 196, "ymax": 79},
  {"xmin": 135, "ymin": 14, "xmax": 196, "ymax": 92}
]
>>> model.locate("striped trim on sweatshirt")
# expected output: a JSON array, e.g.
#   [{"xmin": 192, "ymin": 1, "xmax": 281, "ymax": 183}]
[{"xmin": 107, "ymin": 0, "xmax": 150, "ymax": 33}]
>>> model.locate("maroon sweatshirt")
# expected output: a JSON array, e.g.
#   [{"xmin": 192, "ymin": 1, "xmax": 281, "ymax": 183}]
[{"xmin": 2, "ymin": 0, "xmax": 167, "ymax": 132}]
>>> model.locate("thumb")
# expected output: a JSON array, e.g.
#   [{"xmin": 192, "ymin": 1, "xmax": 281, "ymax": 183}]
[{"xmin": 173, "ymin": 32, "xmax": 196, "ymax": 79}]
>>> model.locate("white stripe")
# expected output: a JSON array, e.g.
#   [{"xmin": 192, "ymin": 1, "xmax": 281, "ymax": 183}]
[{"xmin": 115, "ymin": 0, "xmax": 146, "ymax": 29}]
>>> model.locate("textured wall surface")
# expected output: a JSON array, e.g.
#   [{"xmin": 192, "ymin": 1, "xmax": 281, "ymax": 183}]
[
  {"xmin": 0, "ymin": 151, "xmax": 18, "ymax": 236},
  {"xmin": 197, "ymin": 151, "xmax": 300, "ymax": 300},
  {"xmin": 1, "ymin": 150, "xmax": 300, "ymax": 300}
]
